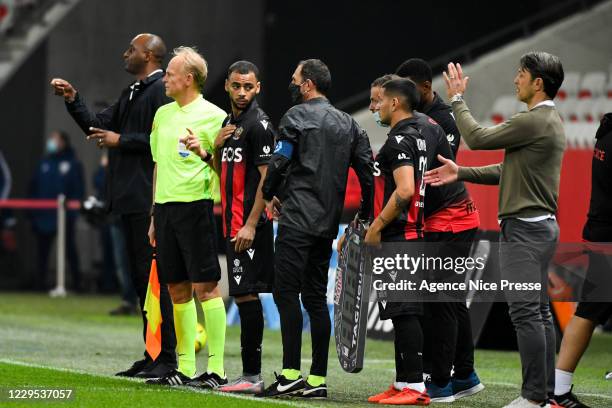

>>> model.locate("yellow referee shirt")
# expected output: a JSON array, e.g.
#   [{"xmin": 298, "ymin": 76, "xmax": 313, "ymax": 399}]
[{"xmin": 150, "ymin": 95, "xmax": 226, "ymax": 203}]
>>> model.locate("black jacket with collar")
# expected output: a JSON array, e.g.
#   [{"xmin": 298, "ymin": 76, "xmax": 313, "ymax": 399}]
[
  {"xmin": 262, "ymin": 97, "xmax": 374, "ymax": 239},
  {"xmin": 65, "ymin": 70, "xmax": 171, "ymax": 214}
]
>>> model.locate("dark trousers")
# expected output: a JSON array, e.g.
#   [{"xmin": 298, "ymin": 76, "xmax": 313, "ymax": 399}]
[
  {"xmin": 35, "ymin": 217, "xmax": 81, "ymax": 290},
  {"xmin": 110, "ymin": 218, "xmax": 137, "ymax": 305},
  {"xmin": 423, "ymin": 228, "xmax": 477, "ymax": 384},
  {"xmin": 120, "ymin": 212, "xmax": 176, "ymax": 365},
  {"xmin": 500, "ymin": 218, "xmax": 558, "ymax": 402},
  {"xmin": 273, "ymin": 225, "xmax": 333, "ymax": 377}
]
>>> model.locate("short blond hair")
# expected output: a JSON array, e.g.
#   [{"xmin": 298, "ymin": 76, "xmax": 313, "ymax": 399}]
[{"xmin": 173, "ymin": 46, "xmax": 208, "ymax": 91}]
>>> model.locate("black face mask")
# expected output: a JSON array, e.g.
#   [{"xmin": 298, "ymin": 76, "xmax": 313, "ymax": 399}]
[{"xmin": 288, "ymin": 82, "xmax": 304, "ymax": 104}]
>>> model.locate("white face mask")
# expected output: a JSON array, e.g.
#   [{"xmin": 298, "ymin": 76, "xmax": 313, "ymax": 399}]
[{"xmin": 372, "ymin": 111, "xmax": 389, "ymax": 128}]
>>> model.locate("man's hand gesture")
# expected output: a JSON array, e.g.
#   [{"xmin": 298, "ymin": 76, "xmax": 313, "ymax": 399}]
[
  {"xmin": 214, "ymin": 125, "xmax": 237, "ymax": 149},
  {"xmin": 443, "ymin": 63, "xmax": 470, "ymax": 100},
  {"xmin": 423, "ymin": 154, "xmax": 459, "ymax": 186},
  {"xmin": 88, "ymin": 127, "xmax": 120, "ymax": 148},
  {"xmin": 50, "ymin": 78, "xmax": 77, "ymax": 103},
  {"xmin": 180, "ymin": 128, "xmax": 206, "ymax": 159}
]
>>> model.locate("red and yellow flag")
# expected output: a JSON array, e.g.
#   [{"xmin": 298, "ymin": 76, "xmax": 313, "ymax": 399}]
[{"xmin": 143, "ymin": 256, "xmax": 162, "ymax": 360}]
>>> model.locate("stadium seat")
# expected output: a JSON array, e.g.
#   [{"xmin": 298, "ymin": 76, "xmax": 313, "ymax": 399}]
[
  {"xmin": 575, "ymin": 98, "xmax": 596, "ymax": 122},
  {"xmin": 490, "ymin": 95, "xmax": 519, "ymax": 124},
  {"xmin": 564, "ymin": 123, "xmax": 581, "ymax": 148},
  {"xmin": 557, "ymin": 72, "xmax": 581, "ymax": 100},
  {"xmin": 564, "ymin": 123, "xmax": 597, "ymax": 149},
  {"xmin": 0, "ymin": 0, "xmax": 15, "ymax": 35},
  {"xmin": 578, "ymin": 71, "xmax": 606, "ymax": 98},
  {"xmin": 607, "ymin": 76, "xmax": 612, "ymax": 98},
  {"xmin": 591, "ymin": 96, "xmax": 611, "ymax": 122},
  {"xmin": 556, "ymin": 97, "xmax": 579, "ymax": 122}
]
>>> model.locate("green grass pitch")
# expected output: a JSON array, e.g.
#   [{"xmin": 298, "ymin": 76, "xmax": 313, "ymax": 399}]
[{"xmin": 0, "ymin": 293, "xmax": 610, "ymax": 407}]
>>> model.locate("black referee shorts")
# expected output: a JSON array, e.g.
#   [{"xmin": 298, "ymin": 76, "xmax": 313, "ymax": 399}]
[
  {"xmin": 154, "ymin": 199, "xmax": 221, "ymax": 284},
  {"xmin": 226, "ymin": 221, "xmax": 274, "ymax": 296}
]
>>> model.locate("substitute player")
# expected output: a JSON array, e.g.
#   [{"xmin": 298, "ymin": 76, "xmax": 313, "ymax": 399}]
[
  {"xmin": 396, "ymin": 59, "xmax": 461, "ymax": 156},
  {"xmin": 146, "ymin": 46, "xmax": 227, "ymax": 388},
  {"xmin": 258, "ymin": 59, "xmax": 373, "ymax": 399},
  {"xmin": 365, "ymin": 78, "xmax": 430, "ymax": 406},
  {"xmin": 395, "ymin": 59, "xmax": 485, "ymax": 402},
  {"xmin": 206, "ymin": 61, "xmax": 275, "ymax": 394}
]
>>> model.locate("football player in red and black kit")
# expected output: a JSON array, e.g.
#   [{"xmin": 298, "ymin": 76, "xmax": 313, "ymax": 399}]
[
  {"xmin": 210, "ymin": 61, "xmax": 275, "ymax": 394},
  {"xmin": 365, "ymin": 78, "xmax": 431, "ymax": 406},
  {"xmin": 370, "ymin": 68, "xmax": 484, "ymax": 402},
  {"xmin": 396, "ymin": 59, "xmax": 485, "ymax": 402}
]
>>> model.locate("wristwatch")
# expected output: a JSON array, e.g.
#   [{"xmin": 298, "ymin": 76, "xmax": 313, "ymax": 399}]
[
  {"xmin": 450, "ymin": 93, "xmax": 464, "ymax": 104},
  {"xmin": 200, "ymin": 150, "xmax": 212, "ymax": 162}
]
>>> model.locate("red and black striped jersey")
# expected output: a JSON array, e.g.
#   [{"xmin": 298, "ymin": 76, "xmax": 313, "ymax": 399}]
[
  {"xmin": 412, "ymin": 112, "xmax": 480, "ymax": 233},
  {"xmin": 220, "ymin": 100, "xmax": 275, "ymax": 238},
  {"xmin": 373, "ymin": 117, "xmax": 427, "ymax": 241}
]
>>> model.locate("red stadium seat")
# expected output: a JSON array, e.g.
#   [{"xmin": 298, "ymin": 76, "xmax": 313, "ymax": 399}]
[
  {"xmin": 558, "ymin": 72, "xmax": 581, "ymax": 100},
  {"xmin": 579, "ymin": 71, "xmax": 606, "ymax": 99}
]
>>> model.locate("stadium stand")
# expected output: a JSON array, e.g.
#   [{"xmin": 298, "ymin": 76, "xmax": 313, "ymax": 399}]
[
  {"xmin": 0, "ymin": 0, "xmax": 15, "ymax": 36},
  {"xmin": 0, "ymin": 0, "xmax": 80, "ymax": 90}
]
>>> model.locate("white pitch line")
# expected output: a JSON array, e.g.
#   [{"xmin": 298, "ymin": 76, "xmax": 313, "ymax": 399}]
[
  {"xmin": 485, "ymin": 381, "xmax": 612, "ymax": 400},
  {"xmin": 0, "ymin": 359, "xmax": 311, "ymax": 407}
]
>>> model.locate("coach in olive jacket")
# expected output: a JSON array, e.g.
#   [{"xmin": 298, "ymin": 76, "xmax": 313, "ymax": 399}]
[{"xmin": 425, "ymin": 52, "xmax": 565, "ymax": 408}]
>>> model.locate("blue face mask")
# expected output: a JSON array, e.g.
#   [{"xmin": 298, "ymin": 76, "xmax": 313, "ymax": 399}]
[
  {"xmin": 46, "ymin": 139, "xmax": 58, "ymax": 154},
  {"xmin": 372, "ymin": 111, "xmax": 389, "ymax": 128}
]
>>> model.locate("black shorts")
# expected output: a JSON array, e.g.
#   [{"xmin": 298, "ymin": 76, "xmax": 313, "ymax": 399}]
[
  {"xmin": 378, "ymin": 236, "xmax": 424, "ymax": 320},
  {"xmin": 154, "ymin": 199, "xmax": 221, "ymax": 284},
  {"xmin": 226, "ymin": 221, "xmax": 274, "ymax": 296},
  {"xmin": 575, "ymin": 248, "xmax": 612, "ymax": 324},
  {"xmin": 575, "ymin": 301, "xmax": 612, "ymax": 325}
]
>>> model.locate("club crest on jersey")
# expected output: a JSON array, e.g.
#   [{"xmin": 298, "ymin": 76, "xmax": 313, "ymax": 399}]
[
  {"xmin": 233, "ymin": 126, "xmax": 244, "ymax": 140},
  {"xmin": 394, "ymin": 135, "xmax": 404, "ymax": 144},
  {"xmin": 247, "ymin": 248, "xmax": 255, "ymax": 260},
  {"xmin": 262, "ymin": 145, "xmax": 271, "ymax": 155},
  {"xmin": 447, "ymin": 134, "xmax": 455, "ymax": 143},
  {"xmin": 260, "ymin": 119, "xmax": 269, "ymax": 130}
]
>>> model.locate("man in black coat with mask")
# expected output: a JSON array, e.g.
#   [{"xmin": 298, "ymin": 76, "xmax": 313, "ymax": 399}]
[{"xmin": 257, "ymin": 59, "xmax": 374, "ymax": 399}]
